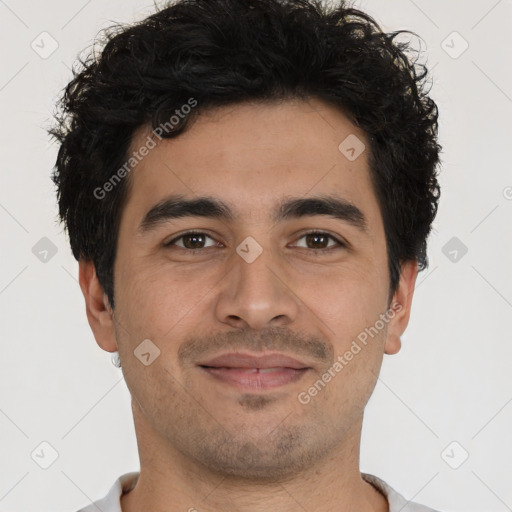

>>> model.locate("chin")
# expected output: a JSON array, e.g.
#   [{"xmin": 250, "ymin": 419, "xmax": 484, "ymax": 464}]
[{"xmin": 185, "ymin": 423, "xmax": 332, "ymax": 482}]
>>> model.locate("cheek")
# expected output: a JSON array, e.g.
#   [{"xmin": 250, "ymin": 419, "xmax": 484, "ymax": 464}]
[
  {"xmin": 114, "ymin": 256, "xmax": 218, "ymax": 342},
  {"xmin": 309, "ymin": 263, "xmax": 389, "ymax": 399},
  {"xmin": 313, "ymin": 264, "xmax": 388, "ymax": 336}
]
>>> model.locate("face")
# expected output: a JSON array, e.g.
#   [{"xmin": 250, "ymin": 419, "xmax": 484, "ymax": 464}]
[{"xmin": 81, "ymin": 97, "xmax": 417, "ymax": 480}]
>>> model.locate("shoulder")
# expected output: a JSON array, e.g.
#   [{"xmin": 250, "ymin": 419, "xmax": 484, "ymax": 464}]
[
  {"xmin": 362, "ymin": 473, "xmax": 443, "ymax": 512},
  {"xmin": 74, "ymin": 472, "xmax": 140, "ymax": 512}
]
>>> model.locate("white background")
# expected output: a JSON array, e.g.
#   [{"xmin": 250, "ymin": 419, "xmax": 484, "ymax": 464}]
[{"xmin": 1, "ymin": 0, "xmax": 511, "ymax": 511}]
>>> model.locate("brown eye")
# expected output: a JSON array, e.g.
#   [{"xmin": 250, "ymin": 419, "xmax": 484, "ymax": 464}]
[
  {"xmin": 165, "ymin": 232, "xmax": 217, "ymax": 250},
  {"xmin": 305, "ymin": 233, "xmax": 330, "ymax": 249},
  {"xmin": 293, "ymin": 231, "xmax": 344, "ymax": 251}
]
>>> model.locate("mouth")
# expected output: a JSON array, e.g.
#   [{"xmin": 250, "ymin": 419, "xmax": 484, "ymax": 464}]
[{"xmin": 197, "ymin": 352, "xmax": 312, "ymax": 391}]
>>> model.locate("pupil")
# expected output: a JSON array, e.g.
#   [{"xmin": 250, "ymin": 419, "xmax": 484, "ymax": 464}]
[
  {"xmin": 307, "ymin": 233, "xmax": 327, "ymax": 248},
  {"xmin": 184, "ymin": 234, "xmax": 204, "ymax": 249},
  {"xmin": 181, "ymin": 234, "xmax": 328, "ymax": 250}
]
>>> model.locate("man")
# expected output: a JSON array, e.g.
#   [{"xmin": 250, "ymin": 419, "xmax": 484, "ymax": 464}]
[{"xmin": 50, "ymin": 0, "xmax": 442, "ymax": 510}]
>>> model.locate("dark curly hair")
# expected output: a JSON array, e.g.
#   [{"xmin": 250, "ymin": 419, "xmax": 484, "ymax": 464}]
[{"xmin": 49, "ymin": 0, "xmax": 441, "ymax": 310}]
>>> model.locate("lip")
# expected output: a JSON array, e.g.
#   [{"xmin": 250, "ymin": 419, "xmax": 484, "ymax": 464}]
[
  {"xmin": 198, "ymin": 352, "xmax": 312, "ymax": 391},
  {"xmin": 199, "ymin": 352, "xmax": 310, "ymax": 370}
]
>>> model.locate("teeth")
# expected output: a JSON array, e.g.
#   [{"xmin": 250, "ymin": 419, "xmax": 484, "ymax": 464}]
[{"xmin": 258, "ymin": 367, "xmax": 283, "ymax": 373}]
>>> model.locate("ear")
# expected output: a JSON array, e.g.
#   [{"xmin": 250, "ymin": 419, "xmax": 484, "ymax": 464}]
[
  {"xmin": 384, "ymin": 259, "xmax": 418, "ymax": 355},
  {"xmin": 78, "ymin": 258, "xmax": 117, "ymax": 353}
]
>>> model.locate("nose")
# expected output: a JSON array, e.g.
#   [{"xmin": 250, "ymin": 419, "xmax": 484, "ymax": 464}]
[{"xmin": 214, "ymin": 241, "xmax": 300, "ymax": 331}]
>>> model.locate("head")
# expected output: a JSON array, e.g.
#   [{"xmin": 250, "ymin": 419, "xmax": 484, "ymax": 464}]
[{"xmin": 50, "ymin": 0, "xmax": 440, "ymax": 480}]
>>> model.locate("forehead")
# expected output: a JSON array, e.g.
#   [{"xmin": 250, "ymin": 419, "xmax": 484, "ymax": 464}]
[{"xmin": 122, "ymin": 97, "xmax": 381, "ymax": 230}]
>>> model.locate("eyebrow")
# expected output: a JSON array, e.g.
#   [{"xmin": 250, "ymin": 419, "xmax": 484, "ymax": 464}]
[{"xmin": 137, "ymin": 193, "xmax": 369, "ymax": 235}]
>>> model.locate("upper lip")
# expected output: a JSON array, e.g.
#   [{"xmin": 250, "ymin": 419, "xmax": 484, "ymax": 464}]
[{"xmin": 198, "ymin": 352, "xmax": 311, "ymax": 370}]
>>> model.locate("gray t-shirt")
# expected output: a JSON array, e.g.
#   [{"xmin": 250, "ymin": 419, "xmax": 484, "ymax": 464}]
[{"xmin": 75, "ymin": 471, "xmax": 441, "ymax": 511}]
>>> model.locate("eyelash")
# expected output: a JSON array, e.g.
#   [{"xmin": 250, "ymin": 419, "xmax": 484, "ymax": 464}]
[{"xmin": 164, "ymin": 230, "xmax": 346, "ymax": 253}]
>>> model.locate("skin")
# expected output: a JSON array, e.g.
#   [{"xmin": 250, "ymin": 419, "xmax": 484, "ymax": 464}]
[{"xmin": 79, "ymin": 97, "xmax": 418, "ymax": 512}]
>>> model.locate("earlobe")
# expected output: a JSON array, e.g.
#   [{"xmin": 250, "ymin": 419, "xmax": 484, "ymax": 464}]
[
  {"xmin": 384, "ymin": 260, "xmax": 418, "ymax": 355},
  {"xmin": 78, "ymin": 259, "xmax": 117, "ymax": 353},
  {"xmin": 384, "ymin": 333, "xmax": 402, "ymax": 355}
]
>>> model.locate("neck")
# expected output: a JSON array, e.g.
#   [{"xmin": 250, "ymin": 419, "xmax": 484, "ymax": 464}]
[{"xmin": 120, "ymin": 404, "xmax": 388, "ymax": 512}]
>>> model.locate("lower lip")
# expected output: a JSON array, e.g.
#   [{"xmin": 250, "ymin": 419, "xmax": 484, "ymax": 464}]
[{"xmin": 200, "ymin": 367, "xmax": 309, "ymax": 390}]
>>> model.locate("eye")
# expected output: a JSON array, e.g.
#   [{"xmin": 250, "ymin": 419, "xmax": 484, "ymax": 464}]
[
  {"xmin": 164, "ymin": 230, "xmax": 346, "ymax": 252},
  {"xmin": 292, "ymin": 231, "xmax": 345, "ymax": 251},
  {"xmin": 164, "ymin": 231, "xmax": 220, "ymax": 250}
]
